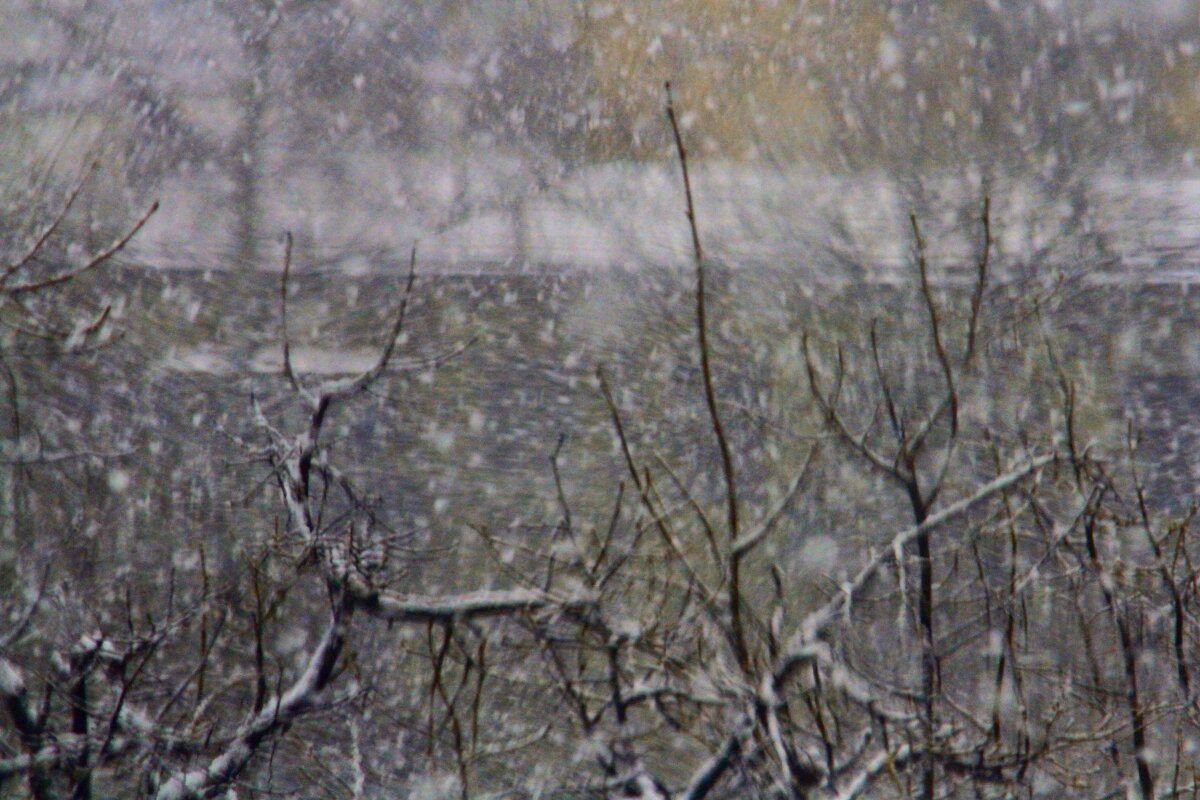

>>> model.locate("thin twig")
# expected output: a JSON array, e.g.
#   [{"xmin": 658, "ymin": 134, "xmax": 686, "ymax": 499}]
[
  {"xmin": 6, "ymin": 200, "xmax": 159, "ymax": 296},
  {"xmin": 279, "ymin": 231, "xmax": 301, "ymax": 393},
  {"xmin": 1, "ymin": 160, "xmax": 98, "ymax": 286},
  {"xmin": 667, "ymin": 82, "xmax": 749, "ymax": 675},
  {"xmin": 665, "ymin": 82, "xmax": 739, "ymax": 545}
]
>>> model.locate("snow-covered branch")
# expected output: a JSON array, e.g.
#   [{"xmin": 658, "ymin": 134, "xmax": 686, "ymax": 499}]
[
  {"xmin": 791, "ymin": 453, "xmax": 1054, "ymax": 652},
  {"xmin": 678, "ymin": 716, "xmax": 754, "ymax": 800},
  {"xmin": 832, "ymin": 744, "xmax": 914, "ymax": 800},
  {"xmin": 350, "ymin": 586, "xmax": 566, "ymax": 623},
  {"xmin": 153, "ymin": 607, "xmax": 347, "ymax": 800},
  {"xmin": 0, "ymin": 657, "xmax": 41, "ymax": 749}
]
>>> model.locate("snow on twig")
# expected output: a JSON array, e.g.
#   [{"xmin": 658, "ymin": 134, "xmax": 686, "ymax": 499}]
[
  {"xmin": 782, "ymin": 453, "xmax": 1054, "ymax": 675},
  {"xmin": 154, "ymin": 609, "xmax": 346, "ymax": 800},
  {"xmin": 352, "ymin": 586, "xmax": 570, "ymax": 623}
]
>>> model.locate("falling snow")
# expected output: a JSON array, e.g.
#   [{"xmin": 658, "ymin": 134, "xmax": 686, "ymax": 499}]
[{"xmin": 3, "ymin": 2, "xmax": 1200, "ymax": 799}]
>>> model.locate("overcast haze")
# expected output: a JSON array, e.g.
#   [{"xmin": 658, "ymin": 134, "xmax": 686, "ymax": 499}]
[{"xmin": 6, "ymin": 3, "xmax": 1200, "ymax": 800}]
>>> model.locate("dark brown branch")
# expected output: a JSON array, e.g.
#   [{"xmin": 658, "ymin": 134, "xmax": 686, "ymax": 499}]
[
  {"xmin": 911, "ymin": 212, "xmax": 958, "ymax": 442},
  {"xmin": 279, "ymin": 231, "xmax": 301, "ymax": 393},
  {"xmin": 665, "ymin": 82, "xmax": 740, "ymax": 549},
  {"xmin": 1, "ymin": 160, "xmax": 98, "ymax": 287},
  {"xmin": 6, "ymin": 200, "xmax": 159, "ymax": 297}
]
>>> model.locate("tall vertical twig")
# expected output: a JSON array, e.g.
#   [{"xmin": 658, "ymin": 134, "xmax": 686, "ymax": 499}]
[{"xmin": 665, "ymin": 82, "xmax": 747, "ymax": 672}]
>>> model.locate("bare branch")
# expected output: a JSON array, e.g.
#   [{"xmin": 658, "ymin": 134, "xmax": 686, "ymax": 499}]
[
  {"xmin": 804, "ymin": 333, "xmax": 899, "ymax": 478},
  {"xmin": 347, "ymin": 586, "xmax": 570, "ymax": 625},
  {"xmin": 5, "ymin": 200, "xmax": 159, "ymax": 296},
  {"xmin": 678, "ymin": 716, "xmax": 753, "ymax": 800},
  {"xmin": 154, "ymin": 604, "xmax": 348, "ymax": 800},
  {"xmin": 792, "ymin": 453, "xmax": 1054, "ymax": 649},
  {"xmin": 834, "ymin": 744, "xmax": 915, "ymax": 800},
  {"xmin": 731, "ymin": 446, "xmax": 818, "ymax": 559},
  {"xmin": 963, "ymin": 196, "xmax": 992, "ymax": 365},
  {"xmin": 1, "ymin": 160, "xmax": 98, "ymax": 286},
  {"xmin": 315, "ymin": 243, "xmax": 418, "ymax": 399},
  {"xmin": 279, "ymin": 231, "xmax": 302, "ymax": 394},
  {"xmin": 911, "ymin": 211, "xmax": 958, "ymax": 441}
]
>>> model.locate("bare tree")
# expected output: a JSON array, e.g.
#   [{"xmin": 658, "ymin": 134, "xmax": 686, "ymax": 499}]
[{"xmin": 3, "ymin": 100, "xmax": 1200, "ymax": 800}]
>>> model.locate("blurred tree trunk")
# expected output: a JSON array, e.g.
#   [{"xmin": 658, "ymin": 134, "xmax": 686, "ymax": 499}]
[{"xmin": 231, "ymin": 2, "xmax": 277, "ymax": 271}]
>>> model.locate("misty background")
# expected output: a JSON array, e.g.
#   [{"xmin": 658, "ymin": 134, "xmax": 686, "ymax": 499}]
[
  {"xmin": 4, "ymin": 0, "xmax": 1200, "ymax": 278},
  {"xmin": 9, "ymin": 3, "xmax": 1200, "ymax": 798}
]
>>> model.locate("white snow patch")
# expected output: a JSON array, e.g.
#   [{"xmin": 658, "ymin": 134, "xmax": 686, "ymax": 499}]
[
  {"xmin": 250, "ymin": 346, "xmax": 380, "ymax": 375},
  {"xmin": 878, "ymin": 36, "xmax": 902, "ymax": 71},
  {"xmin": 0, "ymin": 659, "xmax": 24, "ymax": 694},
  {"xmin": 798, "ymin": 534, "xmax": 839, "ymax": 575},
  {"xmin": 164, "ymin": 345, "xmax": 234, "ymax": 374},
  {"xmin": 107, "ymin": 469, "xmax": 131, "ymax": 493},
  {"xmin": 409, "ymin": 772, "xmax": 460, "ymax": 800}
]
